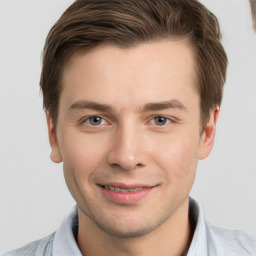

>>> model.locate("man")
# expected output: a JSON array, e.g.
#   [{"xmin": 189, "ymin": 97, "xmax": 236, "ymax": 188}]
[{"xmin": 3, "ymin": 0, "xmax": 256, "ymax": 255}]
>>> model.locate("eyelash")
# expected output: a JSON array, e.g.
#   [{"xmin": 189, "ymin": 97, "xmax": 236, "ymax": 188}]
[
  {"xmin": 80, "ymin": 115, "xmax": 174, "ymax": 127},
  {"xmin": 149, "ymin": 116, "xmax": 172, "ymax": 126},
  {"xmin": 81, "ymin": 116, "xmax": 109, "ymax": 126}
]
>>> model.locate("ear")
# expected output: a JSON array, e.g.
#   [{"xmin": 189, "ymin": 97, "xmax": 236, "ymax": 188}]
[
  {"xmin": 198, "ymin": 106, "xmax": 220, "ymax": 160},
  {"xmin": 46, "ymin": 112, "xmax": 63, "ymax": 163}
]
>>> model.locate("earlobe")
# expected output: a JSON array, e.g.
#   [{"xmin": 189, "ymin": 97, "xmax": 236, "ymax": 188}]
[
  {"xmin": 198, "ymin": 106, "xmax": 220, "ymax": 160},
  {"xmin": 46, "ymin": 112, "xmax": 63, "ymax": 163}
]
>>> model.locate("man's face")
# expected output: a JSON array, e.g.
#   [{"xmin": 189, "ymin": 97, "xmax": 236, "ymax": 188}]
[{"xmin": 48, "ymin": 39, "xmax": 217, "ymax": 238}]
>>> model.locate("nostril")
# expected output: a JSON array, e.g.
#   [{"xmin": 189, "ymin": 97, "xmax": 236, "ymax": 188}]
[
  {"xmin": 111, "ymin": 163, "xmax": 121, "ymax": 168},
  {"xmin": 109, "ymin": 161, "xmax": 145, "ymax": 171}
]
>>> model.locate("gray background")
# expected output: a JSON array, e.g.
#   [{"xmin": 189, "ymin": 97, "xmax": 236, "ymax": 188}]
[{"xmin": 0, "ymin": 0, "xmax": 255, "ymax": 253}]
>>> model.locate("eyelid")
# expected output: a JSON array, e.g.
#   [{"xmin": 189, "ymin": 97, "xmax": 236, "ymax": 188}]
[
  {"xmin": 78, "ymin": 114, "xmax": 177, "ymax": 127},
  {"xmin": 147, "ymin": 115, "xmax": 174, "ymax": 126},
  {"xmin": 79, "ymin": 115, "xmax": 110, "ymax": 126}
]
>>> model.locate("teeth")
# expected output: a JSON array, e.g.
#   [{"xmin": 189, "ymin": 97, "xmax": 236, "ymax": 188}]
[{"xmin": 103, "ymin": 185, "xmax": 143, "ymax": 192}]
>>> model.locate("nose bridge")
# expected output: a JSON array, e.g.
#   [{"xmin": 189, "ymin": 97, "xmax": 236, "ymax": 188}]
[{"xmin": 107, "ymin": 118, "xmax": 145, "ymax": 171}]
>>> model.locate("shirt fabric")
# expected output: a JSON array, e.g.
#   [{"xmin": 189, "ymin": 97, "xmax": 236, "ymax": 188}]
[{"xmin": 2, "ymin": 198, "xmax": 256, "ymax": 256}]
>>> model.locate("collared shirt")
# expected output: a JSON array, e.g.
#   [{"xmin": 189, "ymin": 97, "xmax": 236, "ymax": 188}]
[{"xmin": 3, "ymin": 198, "xmax": 256, "ymax": 256}]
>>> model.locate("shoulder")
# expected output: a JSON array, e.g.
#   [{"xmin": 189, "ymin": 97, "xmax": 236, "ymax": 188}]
[
  {"xmin": 206, "ymin": 222, "xmax": 256, "ymax": 255},
  {"xmin": 1, "ymin": 233, "xmax": 55, "ymax": 256}
]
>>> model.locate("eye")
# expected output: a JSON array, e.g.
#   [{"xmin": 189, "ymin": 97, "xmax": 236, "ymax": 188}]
[
  {"xmin": 150, "ymin": 116, "xmax": 171, "ymax": 126},
  {"xmin": 84, "ymin": 116, "xmax": 107, "ymax": 126}
]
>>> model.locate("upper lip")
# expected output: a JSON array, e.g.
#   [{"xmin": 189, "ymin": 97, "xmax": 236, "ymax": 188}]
[{"xmin": 98, "ymin": 183, "xmax": 157, "ymax": 189}]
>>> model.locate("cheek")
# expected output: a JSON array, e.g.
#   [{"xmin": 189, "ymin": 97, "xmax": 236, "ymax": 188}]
[
  {"xmin": 60, "ymin": 132, "xmax": 108, "ymax": 179},
  {"xmin": 60, "ymin": 132, "xmax": 108, "ymax": 204},
  {"xmin": 152, "ymin": 132, "xmax": 200, "ymax": 180}
]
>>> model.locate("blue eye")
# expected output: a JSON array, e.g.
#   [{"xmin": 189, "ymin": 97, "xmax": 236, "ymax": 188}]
[
  {"xmin": 84, "ymin": 116, "xmax": 107, "ymax": 126},
  {"xmin": 150, "ymin": 116, "xmax": 171, "ymax": 126}
]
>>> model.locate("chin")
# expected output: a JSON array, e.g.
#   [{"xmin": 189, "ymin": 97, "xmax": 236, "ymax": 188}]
[
  {"xmin": 95, "ymin": 222, "xmax": 159, "ymax": 239},
  {"xmin": 87, "ymin": 210, "xmax": 171, "ymax": 239}
]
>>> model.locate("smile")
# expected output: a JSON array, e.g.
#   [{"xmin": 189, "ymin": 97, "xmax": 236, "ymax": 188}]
[
  {"xmin": 102, "ymin": 185, "xmax": 144, "ymax": 192},
  {"xmin": 99, "ymin": 184, "xmax": 156, "ymax": 204}
]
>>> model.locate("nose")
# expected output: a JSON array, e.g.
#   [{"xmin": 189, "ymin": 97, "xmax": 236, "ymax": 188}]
[{"xmin": 107, "ymin": 123, "xmax": 146, "ymax": 171}]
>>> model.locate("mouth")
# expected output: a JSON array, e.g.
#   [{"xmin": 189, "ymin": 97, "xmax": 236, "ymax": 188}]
[
  {"xmin": 100, "ymin": 185, "xmax": 145, "ymax": 192},
  {"xmin": 98, "ymin": 183, "xmax": 157, "ymax": 204}
]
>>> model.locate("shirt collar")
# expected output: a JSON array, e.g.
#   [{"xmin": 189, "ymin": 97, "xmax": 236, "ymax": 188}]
[
  {"xmin": 187, "ymin": 197, "xmax": 208, "ymax": 255},
  {"xmin": 52, "ymin": 198, "xmax": 208, "ymax": 256},
  {"xmin": 52, "ymin": 205, "xmax": 83, "ymax": 256}
]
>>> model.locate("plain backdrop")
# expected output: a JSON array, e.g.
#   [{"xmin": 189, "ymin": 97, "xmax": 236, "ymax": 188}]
[{"xmin": 0, "ymin": 0, "xmax": 255, "ymax": 253}]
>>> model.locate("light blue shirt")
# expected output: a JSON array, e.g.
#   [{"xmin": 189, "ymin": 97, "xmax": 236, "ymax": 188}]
[{"xmin": 3, "ymin": 198, "xmax": 256, "ymax": 255}]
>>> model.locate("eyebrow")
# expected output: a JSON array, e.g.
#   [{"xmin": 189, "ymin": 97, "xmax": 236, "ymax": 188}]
[
  {"xmin": 69, "ymin": 99, "xmax": 187, "ymax": 113},
  {"xmin": 141, "ymin": 100, "xmax": 187, "ymax": 112},
  {"xmin": 70, "ymin": 101, "xmax": 114, "ymax": 112}
]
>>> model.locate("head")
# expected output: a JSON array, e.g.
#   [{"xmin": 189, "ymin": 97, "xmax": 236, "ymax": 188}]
[
  {"xmin": 41, "ymin": 0, "xmax": 227, "ymax": 130},
  {"xmin": 42, "ymin": 0, "xmax": 227, "ymax": 243}
]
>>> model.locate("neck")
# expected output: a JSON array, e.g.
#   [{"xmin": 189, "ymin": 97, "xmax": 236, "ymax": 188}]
[{"xmin": 77, "ymin": 199, "xmax": 192, "ymax": 256}]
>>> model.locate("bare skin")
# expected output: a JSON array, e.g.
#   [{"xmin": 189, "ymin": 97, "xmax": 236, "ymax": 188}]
[{"xmin": 47, "ymin": 39, "xmax": 218, "ymax": 256}]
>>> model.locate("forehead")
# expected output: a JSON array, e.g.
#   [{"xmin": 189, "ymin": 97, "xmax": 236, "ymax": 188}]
[{"xmin": 60, "ymin": 39, "xmax": 198, "ymax": 111}]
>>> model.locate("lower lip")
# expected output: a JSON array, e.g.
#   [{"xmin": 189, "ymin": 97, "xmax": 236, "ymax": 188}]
[{"xmin": 99, "ymin": 186, "xmax": 154, "ymax": 205}]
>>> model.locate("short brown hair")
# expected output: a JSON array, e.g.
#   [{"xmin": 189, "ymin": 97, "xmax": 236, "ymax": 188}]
[{"xmin": 40, "ymin": 0, "xmax": 227, "ymax": 128}]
